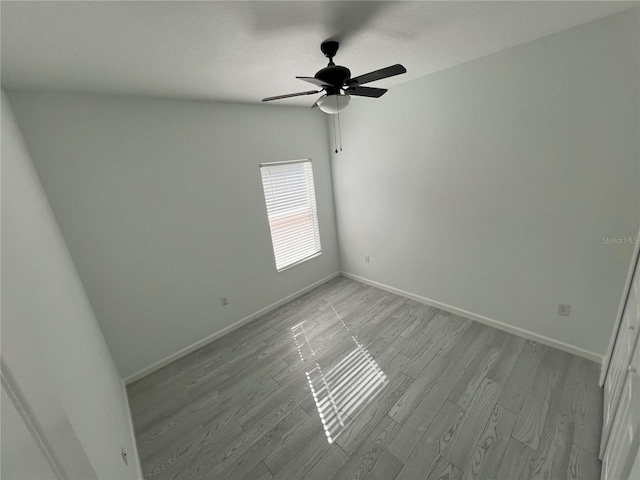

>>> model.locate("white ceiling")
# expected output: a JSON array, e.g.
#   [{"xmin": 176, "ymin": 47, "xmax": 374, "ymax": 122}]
[{"xmin": 1, "ymin": 1, "xmax": 637, "ymax": 107}]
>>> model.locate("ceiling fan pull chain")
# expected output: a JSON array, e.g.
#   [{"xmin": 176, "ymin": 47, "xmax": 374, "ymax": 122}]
[
  {"xmin": 337, "ymin": 102, "xmax": 343, "ymax": 152},
  {"xmin": 331, "ymin": 110, "xmax": 338, "ymax": 153},
  {"xmin": 335, "ymin": 96, "xmax": 339, "ymax": 153}
]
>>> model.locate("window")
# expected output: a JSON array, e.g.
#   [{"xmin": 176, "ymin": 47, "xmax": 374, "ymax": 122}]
[{"xmin": 260, "ymin": 159, "xmax": 321, "ymax": 271}]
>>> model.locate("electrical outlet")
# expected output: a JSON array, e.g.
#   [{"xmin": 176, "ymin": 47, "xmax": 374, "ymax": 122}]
[
  {"xmin": 121, "ymin": 447, "xmax": 128, "ymax": 466},
  {"xmin": 221, "ymin": 297, "xmax": 229, "ymax": 306},
  {"xmin": 557, "ymin": 303, "xmax": 571, "ymax": 317},
  {"xmin": 365, "ymin": 255, "xmax": 370, "ymax": 263}
]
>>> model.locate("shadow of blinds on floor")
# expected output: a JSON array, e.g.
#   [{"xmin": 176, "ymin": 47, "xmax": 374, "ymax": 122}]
[{"xmin": 291, "ymin": 306, "xmax": 388, "ymax": 443}]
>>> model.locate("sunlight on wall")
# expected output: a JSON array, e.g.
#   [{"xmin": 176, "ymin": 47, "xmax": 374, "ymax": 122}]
[{"xmin": 291, "ymin": 306, "xmax": 387, "ymax": 443}]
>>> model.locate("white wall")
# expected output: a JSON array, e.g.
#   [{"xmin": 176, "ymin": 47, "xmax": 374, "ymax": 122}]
[
  {"xmin": 1, "ymin": 91, "xmax": 141, "ymax": 479},
  {"xmin": 5, "ymin": 92, "xmax": 340, "ymax": 380},
  {"xmin": 331, "ymin": 9, "xmax": 639, "ymax": 358},
  {"xmin": 1, "ymin": 385, "xmax": 57, "ymax": 480}
]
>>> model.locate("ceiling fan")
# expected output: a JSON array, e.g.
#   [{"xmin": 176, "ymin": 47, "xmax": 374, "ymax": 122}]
[{"xmin": 262, "ymin": 41, "xmax": 407, "ymax": 114}]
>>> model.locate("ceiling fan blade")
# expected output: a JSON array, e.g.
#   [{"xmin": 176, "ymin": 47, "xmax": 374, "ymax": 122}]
[
  {"xmin": 262, "ymin": 90, "xmax": 321, "ymax": 102},
  {"xmin": 349, "ymin": 64, "xmax": 406, "ymax": 86},
  {"xmin": 345, "ymin": 86, "xmax": 387, "ymax": 98},
  {"xmin": 296, "ymin": 76, "xmax": 332, "ymax": 88}
]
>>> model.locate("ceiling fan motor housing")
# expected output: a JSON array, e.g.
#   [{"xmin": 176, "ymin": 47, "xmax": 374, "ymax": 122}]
[{"xmin": 315, "ymin": 65, "xmax": 351, "ymax": 94}]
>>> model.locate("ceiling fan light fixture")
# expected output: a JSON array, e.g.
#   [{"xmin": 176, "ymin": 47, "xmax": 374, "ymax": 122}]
[{"xmin": 317, "ymin": 93, "xmax": 351, "ymax": 114}]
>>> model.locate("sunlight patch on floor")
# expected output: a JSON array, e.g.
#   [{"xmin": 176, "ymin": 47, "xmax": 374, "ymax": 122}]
[{"xmin": 291, "ymin": 306, "xmax": 388, "ymax": 443}]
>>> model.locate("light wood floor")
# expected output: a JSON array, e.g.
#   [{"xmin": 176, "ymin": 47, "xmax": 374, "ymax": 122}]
[{"xmin": 127, "ymin": 276, "xmax": 603, "ymax": 480}]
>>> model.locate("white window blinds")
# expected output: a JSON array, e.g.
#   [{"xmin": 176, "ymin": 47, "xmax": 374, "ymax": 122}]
[{"xmin": 260, "ymin": 159, "xmax": 322, "ymax": 272}]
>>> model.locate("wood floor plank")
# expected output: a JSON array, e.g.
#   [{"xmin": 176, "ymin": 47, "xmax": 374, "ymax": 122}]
[
  {"xmin": 138, "ymin": 395, "xmax": 242, "ymax": 467},
  {"xmin": 449, "ymin": 346, "xmax": 501, "ymax": 410},
  {"xmin": 427, "ymin": 456, "xmax": 463, "ymax": 480},
  {"xmin": 495, "ymin": 438, "xmax": 535, "ymax": 480},
  {"xmin": 269, "ymin": 278, "xmax": 363, "ymax": 331},
  {"xmin": 235, "ymin": 373, "xmax": 312, "ymax": 430},
  {"xmin": 329, "ymin": 288, "xmax": 397, "ymax": 333},
  {"xmin": 444, "ymin": 378, "xmax": 502, "ymax": 470},
  {"xmin": 127, "ymin": 327, "xmax": 272, "ymax": 399},
  {"xmin": 201, "ymin": 370, "xmax": 283, "ymax": 421},
  {"xmin": 401, "ymin": 311, "xmax": 453, "ymax": 362},
  {"xmin": 395, "ymin": 401, "xmax": 464, "ymax": 480},
  {"xmin": 213, "ymin": 407, "xmax": 311, "ymax": 479},
  {"xmin": 332, "ymin": 415, "xmax": 402, "ymax": 480},
  {"xmin": 528, "ymin": 409, "xmax": 574, "ymax": 480},
  {"xmin": 389, "ymin": 324, "xmax": 493, "ymax": 428},
  {"xmin": 512, "ymin": 366, "xmax": 559, "ymax": 450},
  {"xmin": 301, "ymin": 444, "xmax": 349, "ymax": 480},
  {"xmin": 141, "ymin": 416, "xmax": 242, "ymax": 479},
  {"xmin": 169, "ymin": 404, "xmax": 296, "ymax": 479},
  {"xmin": 486, "ymin": 335, "xmax": 525, "ymax": 385},
  {"xmin": 572, "ymin": 367, "xmax": 602, "ymax": 455},
  {"xmin": 498, "ymin": 341, "xmax": 547, "ymax": 414},
  {"xmin": 402, "ymin": 315, "xmax": 469, "ymax": 379},
  {"xmin": 152, "ymin": 353, "xmax": 286, "ymax": 423},
  {"xmin": 566, "ymin": 444, "xmax": 601, "ymax": 480},
  {"xmin": 127, "ymin": 277, "xmax": 603, "ymax": 480},
  {"xmin": 367, "ymin": 303, "xmax": 416, "ymax": 340},
  {"xmin": 540, "ymin": 346, "xmax": 571, "ymax": 373},
  {"xmin": 290, "ymin": 293, "xmax": 405, "ymax": 368},
  {"xmin": 461, "ymin": 404, "xmax": 517, "ymax": 480},
  {"xmin": 136, "ymin": 389, "xmax": 223, "ymax": 455},
  {"xmin": 373, "ymin": 344, "xmax": 410, "ymax": 373},
  {"xmin": 389, "ymin": 365, "xmax": 456, "ymax": 426},
  {"xmin": 129, "ymin": 344, "xmax": 245, "ymax": 412},
  {"xmin": 335, "ymin": 372, "xmax": 413, "ymax": 455},
  {"xmin": 400, "ymin": 301, "xmax": 435, "ymax": 339},
  {"xmin": 387, "ymin": 377, "xmax": 457, "ymax": 462},
  {"xmin": 351, "ymin": 294, "xmax": 408, "ymax": 333},
  {"xmin": 398, "ymin": 319, "xmax": 477, "ymax": 388},
  {"xmin": 258, "ymin": 277, "xmax": 346, "ymax": 327},
  {"xmin": 282, "ymin": 318, "xmax": 346, "ymax": 366},
  {"xmin": 548, "ymin": 355, "xmax": 589, "ymax": 418},
  {"xmin": 358, "ymin": 301, "xmax": 422, "ymax": 352},
  {"xmin": 271, "ymin": 431, "xmax": 333, "ymax": 480},
  {"xmin": 263, "ymin": 411, "xmax": 322, "ymax": 475},
  {"xmin": 438, "ymin": 323, "xmax": 501, "ymax": 387},
  {"xmin": 245, "ymin": 461, "xmax": 273, "ymax": 480},
  {"xmin": 363, "ymin": 450, "xmax": 403, "ymax": 480},
  {"xmin": 398, "ymin": 306, "xmax": 441, "ymax": 359}
]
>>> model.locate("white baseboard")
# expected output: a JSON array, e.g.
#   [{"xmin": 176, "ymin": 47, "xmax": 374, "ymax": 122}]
[
  {"xmin": 120, "ymin": 380, "xmax": 144, "ymax": 479},
  {"xmin": 341, "ymin": 271, "xmax": 603, "ymax": 364},
  {"xmin": 123, "ymin": 271, "xmax": 341, "ymax": 384}
]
